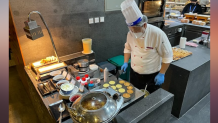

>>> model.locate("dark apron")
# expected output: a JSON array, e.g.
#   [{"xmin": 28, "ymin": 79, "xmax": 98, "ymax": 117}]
[{"xmin": 130, "ymin": 67, "xmax": 160, "ymax": 94}]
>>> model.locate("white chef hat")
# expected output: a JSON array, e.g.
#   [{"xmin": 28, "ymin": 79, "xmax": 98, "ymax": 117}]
[{"xmin": 121, "ymin": 0, "xmax": 143, "ymax": 26}]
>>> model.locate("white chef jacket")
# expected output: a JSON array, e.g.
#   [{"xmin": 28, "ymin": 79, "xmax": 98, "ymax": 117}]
[{"xmin": 124, "ymin": 24, "xmax": 173, "ymax": 74}]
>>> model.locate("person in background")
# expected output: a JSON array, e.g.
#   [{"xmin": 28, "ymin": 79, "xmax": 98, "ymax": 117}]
[
  {"xmin": 199, "ymin": 0, "xmax": 210, "ymax": 13},
  {"xmin": 120, "ymin": 0, "xmax": 173, "ymax": 93},
  {"xmin": 181, "ymin": 0, "xmax": 202, "ymax": 16}
]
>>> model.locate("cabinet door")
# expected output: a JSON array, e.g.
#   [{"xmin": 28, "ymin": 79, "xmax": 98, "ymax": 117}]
[
  {"xmin": 184, "ymin": 30, "xmax": 201, "ymax": 41},
  {"xmin": 169, "ymin": 35, "xmax": 182, "ymax": 47}
]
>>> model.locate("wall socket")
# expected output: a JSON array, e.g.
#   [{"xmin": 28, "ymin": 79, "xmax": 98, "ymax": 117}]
[
  {"xmin": 89, "ymin": 18, "xmax": 94, "ymax": 24},
  {"xmin": 100, "ymin": 17, "xmax": 104, "ymax": 22},
  {"xmin": 95, "ymin": 17, "xmax": 99, "ymax": 23}
]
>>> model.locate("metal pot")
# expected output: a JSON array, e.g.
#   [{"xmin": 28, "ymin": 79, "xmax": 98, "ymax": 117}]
[
  {"xmin": 78, "ymin": 67, "xmax": 89, "ymax": 72},
  {"xmin": 68, "ymin": 88, "xmax": 124, "ymax": 123},
  {"xmin": 78, "ymin": 59, "xmax": 89, "ymax": 68}
]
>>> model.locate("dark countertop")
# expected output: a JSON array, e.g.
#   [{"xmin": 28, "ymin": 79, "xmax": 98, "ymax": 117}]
[
  {"xmin": 172, "ymin": 39, "xmax": 210, "ymax": 71},
  {"xmin": 165, "ymin": 19, "xmax": 210, "ymax": 29},
  {"xmin": 115, "ymin": 89, "xmax": 174, "ymax": 123}
]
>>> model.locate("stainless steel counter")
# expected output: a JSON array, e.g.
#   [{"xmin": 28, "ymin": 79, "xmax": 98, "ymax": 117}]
[
  {"xmin": 24, "ymin": 66, "xmax": 145, "ymax": 122},
  {"xmin": 165, "ymin": 19, "xmax": 210, "ymax": 29}
]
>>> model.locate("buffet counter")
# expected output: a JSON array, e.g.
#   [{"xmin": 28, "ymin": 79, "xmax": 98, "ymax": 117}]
[
  {"xmin": 24, "ymin": 55, "xmax": 174, "ymax": 123},
  {"xmin": 164, "ymin": 19, "xmax": 210, "ymax": 29},
  {"xmin": 24, "ymin": 66, "xmax": 144, "ymax": 123},
  {"xmin": 162, "ymin": 37, "xmax": 210, "ymax": 118}
]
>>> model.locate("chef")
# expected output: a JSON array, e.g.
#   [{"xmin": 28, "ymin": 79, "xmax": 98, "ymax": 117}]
[
  {"xmin": 120, "ymin": 0, "xmax": 173, "ymax": 93},
  {"xmin": 181, "ymin": 0, "xmax": 202, "ymax": 16}
]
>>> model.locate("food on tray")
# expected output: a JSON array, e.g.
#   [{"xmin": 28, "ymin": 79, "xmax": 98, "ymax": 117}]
[
  {"xmin": 172, "ymin": 47, "xmax": 192, "ymax": 61},
  {"xmin": 40, "ymin": 56, "xmax": 57, "ymax": 64},
  {"xmin": 111, "ymin": 86, "xmax": 116, "ymax": 90},
  {"xmin": 118, "ymin": 88, "xmax": 125, "ymax": 93},
  {"xmin": 61, "ymin": 83, "xmax": 74, "ymax": 91},
  {"xmin": 123, "ymin": 93, "xmax": 131, "ymax": 98},
  {"xmin": 181, "ymin": 19, "xmax": 189, "ymax": 23},
  {"xmin": 170, "ymin": 13, "xmax": 176, "ymax": 15},
  {"xmin": 116, "ymin": 84, "xmax": 122, "ymax": 88},
  {"xmin": 109, "ymin": 81, "xmax": 115, "ymax": 85},
  {"xmin": 127, "ymin": 89, "xmax": 134, "ymax": 94},
  {"xmin": 70, "ymin": 94, "xmax": 81, "ymax": 102},
  {"xmin": 119, "ymin": 80, "xmax": 125, "ymax": 84},
  {"xmin": 127, "ymin": 86, "xmax": 133, "ymax": 90},
  {"xmin": 124, "ymin": 82, "xmax": 130, "ymax": 86},
  {"xmin": 103, "ymin": 83, "xmax": 109, "ymax": 88}
]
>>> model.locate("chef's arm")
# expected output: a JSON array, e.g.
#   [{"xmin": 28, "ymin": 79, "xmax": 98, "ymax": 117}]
[
  {"xmin": 124, "ymin": 53, "xmax": 131, "ymax": 63},
  {"xmin": 160, "ymin": 63, "xmax": 170, "ymax": 74}
]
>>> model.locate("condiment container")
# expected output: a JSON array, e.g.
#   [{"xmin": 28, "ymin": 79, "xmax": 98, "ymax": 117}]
[
  {"xmin": 88, "ymin": 81, "xmax": 95, "ymax": 90},
  {"xmin": 104, "ymin": 67, "xmax": 108, "ymax": 82},
  {"xmin": 79, "ymin": 78, "xmax": 87, "ymax": 92},
  {"xmin": 76, "ymin": 76, "xmax": 81, "ymax": 83}
]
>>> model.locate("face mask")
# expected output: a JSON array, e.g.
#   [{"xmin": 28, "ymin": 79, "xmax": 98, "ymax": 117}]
[{"xmin": 133, "ymin": 32, "xmax": 144, "ymax": 39}]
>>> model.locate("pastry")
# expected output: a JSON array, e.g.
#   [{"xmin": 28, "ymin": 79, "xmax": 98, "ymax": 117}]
[
  {"xmin": 123, "ymin": 93, "xmax": 131, "ymax": 98},
  {"xmin": 127, "ymin": 86, "xmax": 133, "ymax": 90},
  {"xmin": 116, "ymin": 84, "xmax": 122, "ymax": 88},
  {"xmin": 119, "ymin": 80, "xmax": 125, "ymax": 84},
  {"xmin": 103, "ymin": 83, "xmax": 109, "ymax": 88},
  {"xmin": 124, "ymin": 82, "xmax": 130, "ymax": 86},
  {"xmin": 109, "ymin": 81, "xmax": 116, "ymax": 85},
  {"xmin": 118, "ymin": 88, "xmax": 125, "ymax": 93},
  {"xmin": 111, "ymin": 86, "xmax": 116, "ymax": 90},
  {"xmin": 127, "ymin": 89, "xmax": 134, "ymax": 94}
]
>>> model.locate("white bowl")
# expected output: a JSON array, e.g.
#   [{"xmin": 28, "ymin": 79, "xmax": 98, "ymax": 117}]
[
  {"xmin": 50, "ymin": 70, "xmax": 62, "ymax": 76},
  {"xmin": 59, "ymin": 86, "xmax": 79, "ymax": 99},
  {"xmin": 61, "ymin": 83, "xmax": 75, "ymax": 95},
  {"xmin": 69, "ymin": 93, "xmax": 82, "ymax": 102},
  {"xmin": 53, "ymin": 75, "xmax": 65, "ymax": 82},
  {"xmin": 56, "ymin": 80, "xmax": 69, "ymax": 88}
]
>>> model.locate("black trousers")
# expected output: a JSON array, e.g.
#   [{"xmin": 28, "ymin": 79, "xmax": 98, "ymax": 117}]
[{"xmin": 130, "ymin": 67, "xmax": 160, "ymax": 94}]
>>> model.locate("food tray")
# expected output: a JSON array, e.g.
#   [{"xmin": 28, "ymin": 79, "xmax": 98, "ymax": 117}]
[
  {"xmin": 172, "ymin": 47, "xmax": 193, "ymax": 62},
  {"xmin": 100, "ymin": 80, "xmax": 135, "ymax": 103},
  {"xmin": 48, "ymin": 100, "xmax": 70, "ymax": 123},
  {"xmin": 37, "ymin": 80, "xmax": 57, "ymax": 96}
]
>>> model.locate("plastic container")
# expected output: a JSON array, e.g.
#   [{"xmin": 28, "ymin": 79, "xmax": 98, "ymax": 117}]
[
  {"xmin": 85, "ymin": 74, "xmax": 90, "ymax": 83},
  {"xmin": 79, "ymin": 77, "xmax": 87, "ymax": 92},
  {"xmin": 88, "ymin": 81, "xmax": 95, "ymax": 90},
  {"xmin": 82, "ymin": 38, "xmax": 92, "ymax": 54},
  {"xmin": 104, "ymin": 68, "xmax": 108, "ymax": 82},
  {"xmin": 76, "ymin": 76, "xmax": 81, "ymax": 83}
]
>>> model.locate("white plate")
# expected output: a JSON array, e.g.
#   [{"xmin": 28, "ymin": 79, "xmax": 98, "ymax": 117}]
[
  {"xmin": 53, "ymin": 75, "xmax": 65, "ymax": 82},
  {"xmin": 59, "ymin": 86, "xmax": 79, "ymax": 99},
  {"xmin": 50, "ymin": 70, "xmax": 62, "ymax": 76},
  {"xmin": 82, "ymin": 50, "xmax": 93, "ymax": 54}
]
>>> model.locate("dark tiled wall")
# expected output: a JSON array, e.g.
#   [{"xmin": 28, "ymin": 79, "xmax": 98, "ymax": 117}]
[{"xmin": 10, "ymin": 0, "xmax": 129, "ymax": 64}]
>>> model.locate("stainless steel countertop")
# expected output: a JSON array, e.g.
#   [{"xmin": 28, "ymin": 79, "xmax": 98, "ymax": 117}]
[{"xmin": 24, "ymin": 66, "xmax": 145, "ymax": 122}]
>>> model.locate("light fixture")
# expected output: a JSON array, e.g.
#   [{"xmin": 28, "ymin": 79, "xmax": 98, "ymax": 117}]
[{"xmin": 23, "ymin": 11, "xmax": 60, "ymax": 63}]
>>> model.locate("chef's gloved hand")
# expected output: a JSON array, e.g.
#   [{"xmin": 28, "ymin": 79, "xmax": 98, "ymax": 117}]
[
  {"xmin": 121, "ymin": 63, "xmax": 128, "ymax": 72},
  {"xmin": 154, "ymin": 73, "xmax": 165, "ymax": 85}
]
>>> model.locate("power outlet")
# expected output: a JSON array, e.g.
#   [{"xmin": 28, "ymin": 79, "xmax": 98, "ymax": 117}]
[
  {"xmin": 89, "ymin": 18, "xmax": 94, "ymax": 24},
  {"xmin": 95, "ymin": 17, "xmax": 99, "ymax": 23},
  {"xmin": 100, "ymin": 17, "xmax": 104, "ymax": 22}
]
